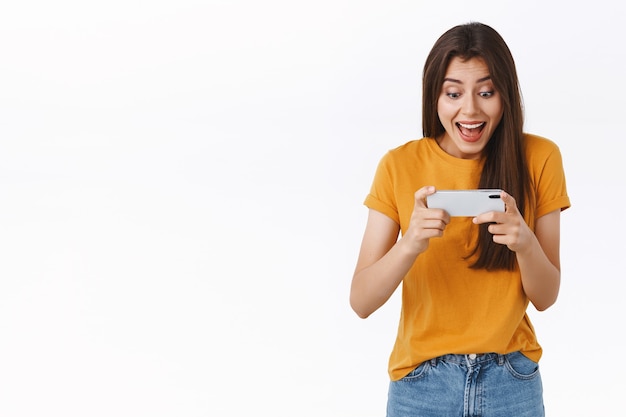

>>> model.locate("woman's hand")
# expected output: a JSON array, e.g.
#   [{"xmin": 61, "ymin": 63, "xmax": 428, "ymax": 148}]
[
  {"xmin": 472, "ymin": 190, "xmax": 532, "ymax": 253},
  {"xmin": 404, "ymin": 186, "xmax": 451, "ymax": 256}
]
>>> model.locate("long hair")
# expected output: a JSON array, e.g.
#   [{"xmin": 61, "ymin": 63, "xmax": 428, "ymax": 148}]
[{"xmin": 422, "ymin": 22, "xmax": 532, "ymax": 271}]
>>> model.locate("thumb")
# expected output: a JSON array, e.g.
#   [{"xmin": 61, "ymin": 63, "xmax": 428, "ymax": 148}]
[
  {"xmin": 501, "ymin": 190, "xmax": 520, "ymax": 214},
  {"xmin": 414, "ymin": 186, "xmax": 436, "ymax": 209}
]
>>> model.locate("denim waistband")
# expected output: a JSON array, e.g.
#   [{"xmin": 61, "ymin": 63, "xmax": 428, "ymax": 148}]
[{"xmin": 429, "ymin": 352, "xmax": 506, "ymax": 367}]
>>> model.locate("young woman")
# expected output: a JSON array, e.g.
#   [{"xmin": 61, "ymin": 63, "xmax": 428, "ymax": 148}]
[{"xmin": 350, "ymin": 22, "xmax": 570, "ymax": 416}]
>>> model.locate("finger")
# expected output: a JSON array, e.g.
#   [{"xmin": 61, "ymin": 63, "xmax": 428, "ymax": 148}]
[
  {"xmin": 488, "ymin": 223, "xmax": 504, "ymax": 235},
  {"xmin": 414, "ymin": 185, "xmax": 436, "ymax": 209},
  {"xmin": 472, "ymin": 210, "xmax": 503, "ymax": 225},
  {"xmin": 421, "ymin": 218, "xmax": 449, "ymax": 231},
  {"xmin": 500, "ymin": 190, "xmax": 520, "ymax": 214}
]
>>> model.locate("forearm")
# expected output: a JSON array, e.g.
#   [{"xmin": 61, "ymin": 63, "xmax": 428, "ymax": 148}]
[
  {"xmin": 516, "ymin": 235, "xmax": 560, "ymax": 311},
  {"xmin": 350, "ymin": 238, "xmax": 419, "ymax": 318}
]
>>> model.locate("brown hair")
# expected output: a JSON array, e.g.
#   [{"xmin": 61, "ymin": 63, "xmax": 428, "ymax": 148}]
[{"xmin": 422, "ymin": 22, "xmax": 532, "ymax": 271}]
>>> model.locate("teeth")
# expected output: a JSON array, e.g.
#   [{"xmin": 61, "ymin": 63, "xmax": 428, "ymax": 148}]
[{"xmin": 458, "ymin": 122, "xmax": 484, "ymax": 129}]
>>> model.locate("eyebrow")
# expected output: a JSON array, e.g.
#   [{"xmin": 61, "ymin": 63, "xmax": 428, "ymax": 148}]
[{"xmin": 443, "ymin": 75, "xmax": 492, "ymax": 84}]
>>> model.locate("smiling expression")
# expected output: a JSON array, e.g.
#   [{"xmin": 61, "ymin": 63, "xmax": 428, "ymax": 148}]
[{"xmin": 436, "ymin": 57, "xmax": 504, "ymax": 160}]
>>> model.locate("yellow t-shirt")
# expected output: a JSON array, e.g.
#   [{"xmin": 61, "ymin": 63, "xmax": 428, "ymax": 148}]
[{"xmin": 364, "ymin": 134, "xmax": 570, "ymax": 381}]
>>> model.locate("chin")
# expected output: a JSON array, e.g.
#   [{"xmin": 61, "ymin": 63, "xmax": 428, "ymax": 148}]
[{"xmin": 456, "ymin": 142, "xmax": 488, "ymax": 158}]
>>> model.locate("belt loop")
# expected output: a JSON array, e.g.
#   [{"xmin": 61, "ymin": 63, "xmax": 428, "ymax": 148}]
[
  {"xmin": 430, "ymin": 357, "xmax": 438, "ymax": 367},
  {"xmin": 497, "ymin": 354, "xmax": 505, "ymax": 366}
]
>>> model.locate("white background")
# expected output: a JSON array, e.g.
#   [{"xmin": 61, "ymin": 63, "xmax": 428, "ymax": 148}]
[{"xmin": 0, "ymin": 1, "xmax": 623, "ymax": 416}]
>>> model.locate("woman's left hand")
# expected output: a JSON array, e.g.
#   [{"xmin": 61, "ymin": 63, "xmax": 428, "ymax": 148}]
[{"xmin": 472, "ymin": 191, "xmax": 533, "ymax": 253}]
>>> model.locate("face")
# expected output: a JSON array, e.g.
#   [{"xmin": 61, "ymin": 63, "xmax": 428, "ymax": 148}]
[{"xmin": 436, "ymin": 57, "xmax": 503, "ymax": 160}]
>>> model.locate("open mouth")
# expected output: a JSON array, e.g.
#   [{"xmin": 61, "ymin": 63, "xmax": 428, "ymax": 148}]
[{"xmin": 456, "ymin": 122, "xmax": 485, "ymax": 140}]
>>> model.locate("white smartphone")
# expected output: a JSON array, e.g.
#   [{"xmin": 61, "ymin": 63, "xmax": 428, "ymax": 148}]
[{"xmin": 426, "ymin": 189, "xmax": 504, "ymax": 217}]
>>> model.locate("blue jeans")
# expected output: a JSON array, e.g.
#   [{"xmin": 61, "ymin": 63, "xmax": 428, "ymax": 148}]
[{"xmin": 387, "ymin": 352, "xmax": 544, "ymax": 417}]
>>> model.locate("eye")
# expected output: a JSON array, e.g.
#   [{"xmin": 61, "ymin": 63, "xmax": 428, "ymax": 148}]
[
  {"xmin": 446, "ymin": 92, "xmax": 461, "ymax": 99},
  {"xmin": 479, "ymin": 90, "xmax": 495, "ymax": 98}
]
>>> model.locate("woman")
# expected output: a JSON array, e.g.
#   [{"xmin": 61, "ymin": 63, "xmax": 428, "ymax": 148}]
[{"xmin": 350, "ymin": 22, "xmax": 570, "ymax": 416}]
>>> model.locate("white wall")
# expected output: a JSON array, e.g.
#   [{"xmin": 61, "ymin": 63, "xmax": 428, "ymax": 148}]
[{"xmin": 0, "ymin": 1, "xmax": 622, "ymax": 416}]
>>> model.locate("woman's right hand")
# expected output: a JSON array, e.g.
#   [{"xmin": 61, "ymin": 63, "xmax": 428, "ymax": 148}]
[{"xmin": 402, "ymin": 186, "xmax": 450, "ymax": 256}]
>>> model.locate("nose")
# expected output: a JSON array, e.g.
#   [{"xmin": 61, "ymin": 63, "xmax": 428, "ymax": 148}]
[{"xmin": 462, "ymin": 95, "xmax": 478, "ymax": 116}]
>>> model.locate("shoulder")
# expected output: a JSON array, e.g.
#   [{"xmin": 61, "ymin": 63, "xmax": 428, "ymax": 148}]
[
  {"xmin": 523, "ymin": 133, "xmax": 562, "ymax": 155},
  {"xmin": 375, "ymin": 138, "xmax": 435, "ymax": 176},
  {"xmin": 523, "ymin": 133, "xmax": 570, "ymax": 215},
  {"xmin": 384, "ymin": 137, "xmax": 433, "ymax": 160},
  {"xmin": 523, "ymin": 133, "xmax": 565, "ymax": 166}
]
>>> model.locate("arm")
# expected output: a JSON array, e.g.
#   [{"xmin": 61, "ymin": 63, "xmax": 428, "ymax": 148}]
[
  {"xmin": 515, "ymin": 209, "xmax": 561, "ymax": 311},
  {"xmin": 350, "ymin": 186, "xmax": 449, "ymax": 318},
  {"xmin": 473, "ymin": 192, "xmax": 561, "ymax": 311}
]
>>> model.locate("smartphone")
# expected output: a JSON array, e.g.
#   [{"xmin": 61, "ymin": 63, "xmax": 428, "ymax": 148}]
[{"xmin": 426, "ymin": 189, "xmax": 504, "ymax": 217}]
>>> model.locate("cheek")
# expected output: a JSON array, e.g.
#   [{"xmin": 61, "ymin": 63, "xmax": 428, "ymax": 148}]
[
  {"xmin": 487, "ymin": 99, "xmax": 504, "ymax": 123},
  {"xmin": 490, "ymin": 106, "xmax": 504, "ymax": 126},
  {"xmin": 437, "ymin": 100, "xmax": 455, "ymax": 124}
]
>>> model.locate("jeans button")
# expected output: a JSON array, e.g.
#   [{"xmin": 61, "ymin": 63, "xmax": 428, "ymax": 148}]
[{"xmin": 468, "ymin": 354, "xmax": 477, "ymax": 360}]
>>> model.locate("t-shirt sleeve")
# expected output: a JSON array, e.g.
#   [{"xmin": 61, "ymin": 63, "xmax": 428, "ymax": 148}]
[
  {"xmin": 534, "ymin": 140, "xmax": 571, "ymax": 218},
  {"xmin": 363, "ymin": 151, "xmax": 401, "ymax": 225}
]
